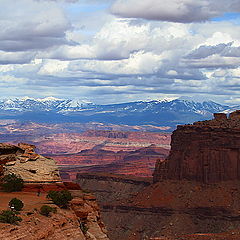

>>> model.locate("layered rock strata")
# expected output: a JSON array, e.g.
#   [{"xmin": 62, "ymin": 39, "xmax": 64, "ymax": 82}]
[
  {"xmin": 153, "ymin": 110, "xmax": 240, "ymax": 183},
  {"xmin": 70, "ymin": 191, "xmax": 109, "ymax": 240},
  {"xmin": 0, "ymin": 143, "xmax": 61, "ymax": 182},
  {"xmin": 76, "ymin": 173, "xmax": 151, "ymax": 204},
  {"xmin": 76, "ymin": 173, "xmax": 240, "ymax": 239},
  {"xmin": 58, "ymin": 145, "xmax": 169, "ymax": 180}
]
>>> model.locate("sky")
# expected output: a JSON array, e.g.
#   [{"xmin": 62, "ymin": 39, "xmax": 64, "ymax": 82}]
[{"xmin": 0, "ymin": 0, "xmax": 240, "ymax": 105}]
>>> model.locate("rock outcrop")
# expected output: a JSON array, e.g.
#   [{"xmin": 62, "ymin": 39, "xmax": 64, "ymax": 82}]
[
  {"xmin": 0, "ymin": 143, "xmax": 61, "ymax": 182},
  {"xmin": 0, "ymin": 142, "xmax": 110, "ymax": 240},
  {"xmin": 153, "ymin": 110, "xmax": 240, "ymax": 183},
  {"xmin": 0, "ymin": 189, "xmax": 109, "ymax": 240},
  {"xmin": 0, "ymin": 207, "xmax": 86, "ymax": 240},
  {"xmin": 0, "ymin": 144, "xmax": 24, "ymax": 173},
  {"xmin": 70, "ymin": 192, "xmax": 109, "ymax": 240}
]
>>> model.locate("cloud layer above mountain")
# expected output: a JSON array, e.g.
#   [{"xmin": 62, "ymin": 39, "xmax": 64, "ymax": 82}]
[{"xmin": 0, "ymin": 0, "xmax": 240, "ymax": 104}]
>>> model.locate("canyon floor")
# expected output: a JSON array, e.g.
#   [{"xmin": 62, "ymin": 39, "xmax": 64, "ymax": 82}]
[{"xmin": 0, "ymin": 191, "xmax": 47, "ymax": 211}]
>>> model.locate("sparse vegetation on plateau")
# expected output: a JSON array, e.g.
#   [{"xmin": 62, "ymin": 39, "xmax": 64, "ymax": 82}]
[
  {"xmin": 47, "ymin": 190, "xmax": 73, "ymax": 208},
  {"xmin": 1, "ymin": 173, "xmax": 24, "ymax": 192},
  {"xmin": 0, "ymin": 210, "xmax": 22, "ymax": 224}
]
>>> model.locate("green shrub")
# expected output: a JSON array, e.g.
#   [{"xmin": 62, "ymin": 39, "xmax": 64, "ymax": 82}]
[
  {"xmin": 1, "ymin": 173, "xmax": 24, "ymax": 192},
  {"xmin": 9, "ymin": 198, "xmax": 24, "ymax": 211},
  {"xmin": 80, "ymin": 222, "xmax": 88, "ymax": 234},
  {"xmin": 0, "ymin": 210, "xmax": 22, "ymax": 224},
  {"xmin": 47, "ymin": 190, "xmax": 73, "ymax": 208},
  {"xmin": 40, "ymin": 205, "xmax": 57, "ymax": 217}
]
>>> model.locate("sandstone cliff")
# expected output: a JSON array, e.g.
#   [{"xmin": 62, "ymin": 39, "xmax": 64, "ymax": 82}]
[
  {"xmin": 153, "ymin": 111, "xmax": 240, "ymax": 183},
  {"xmin": 0, "ymin": 143, "xmax": 61, "ymax": 182}
]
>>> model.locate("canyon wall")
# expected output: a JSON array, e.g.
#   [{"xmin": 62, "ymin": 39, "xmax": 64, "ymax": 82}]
[
  {"xmin": 76, "ymin": 173, "xmax": 151, "ymax": 204},
  {"xmin": 76, "ymin": 172, "xmax": 240, "ymax": 240},
  {"xmin": 153, "ymin": 111, "xmax": 240, "ymax": 183}
]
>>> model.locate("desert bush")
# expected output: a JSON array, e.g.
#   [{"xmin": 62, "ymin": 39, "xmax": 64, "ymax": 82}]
[
  {"xmin": 1, "ymin": 173, "xmax": 24, "ymax": 192},
  {"xmin": 80, "ymin": 222, "xmax": 88, "ymax": 234},
  {"xmin": 0, "ymin": 210, "xmax": 22, "ymax": 224},
  {"xmin": 47, "ymin": 190, "xmax": 73, "ymax": 208},
  {"xmin": 9, "ymin": 198, "xmax": 24, "ymax": 211},
  {"xmin": 40, "ymin": 205, "xmax": 57, "ymax": 217}
]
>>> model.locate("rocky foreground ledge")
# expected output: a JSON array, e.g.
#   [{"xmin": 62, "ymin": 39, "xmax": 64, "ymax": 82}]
[
  {"xmin": 0, "ymin": 142, "xmax": 110, "ymax": 240},
  {"xmin": 0, "ymin": 142, "xmax": 61, "ymax": 182}
]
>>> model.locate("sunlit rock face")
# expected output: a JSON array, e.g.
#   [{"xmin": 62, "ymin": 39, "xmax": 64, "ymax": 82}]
[
  {"xmin": 153, "ymin": 111, "xmax": 240, "ymax": 183},
  {"xmin": 0, "ymin": 143, "xmax": 61, "ymax": 182}
]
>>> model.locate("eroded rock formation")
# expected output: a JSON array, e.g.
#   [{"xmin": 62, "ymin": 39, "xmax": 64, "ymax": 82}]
[
  {"xmin": 76, "ymin": 172, "xmax": 151, "ymax": 204},
  {"xmin": 59, "ymin": 145, "xmax": 169, "ymax": 180},
  {"xmin": 0, "ymin": 143, "xmax": 110, "ymax": 240},
  {"xmin": 0, "ymin": 207, "xmax": 86, "ymax": 240},
  {"xmin": 75, "ymin": 173, "xmax": 240, "ymax": 240},
  {"xmin": 0, "ymin": 189, "xmax": 109, "ymax": 240},
  {"xmin": 70, "ymin": 192, "xmax": 109, "ymax": 240},
  {"xmin": 153, "ymin": 110, "xmax": 240, "ymax": 183},
  {"xmin": 0, "ymin": 142, "xmax": 61, "ymax": 182}
]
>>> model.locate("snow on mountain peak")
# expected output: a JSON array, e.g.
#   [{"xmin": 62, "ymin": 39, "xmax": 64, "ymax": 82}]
[
  {"xmin": 20, "ymin": 96, "xmax": 35, "ymax": 101},
  {"xmin": 37, "ymin": 97, "xmax": 63, "ymax": 102}
]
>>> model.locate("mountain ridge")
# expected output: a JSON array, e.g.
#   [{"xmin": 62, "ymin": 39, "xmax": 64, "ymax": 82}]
[{"xmin": 0, "ymin": 97, "xmax": 233, "ymax": 128}]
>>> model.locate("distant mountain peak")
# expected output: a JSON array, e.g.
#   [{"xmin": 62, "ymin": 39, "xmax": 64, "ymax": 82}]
[
  {"xmin": 36, "ymin": 97, "xmax": 63, "ymax": 102},
  {"xmin": 20, "ymin": 96, "xmax": 35, "ymax": 101}
]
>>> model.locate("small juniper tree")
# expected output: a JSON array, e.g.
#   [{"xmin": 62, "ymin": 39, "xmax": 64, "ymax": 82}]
[
  {"xmin": 1, "ymin": 173, "xmax": 24, "ymax": 192},
  {"xmin": 47, "ymin": 190, "xmax": 73, "ymax": 208},
  {"xmin": 9, "ymin": 198, "xmax": 24, "ymax": 211}
]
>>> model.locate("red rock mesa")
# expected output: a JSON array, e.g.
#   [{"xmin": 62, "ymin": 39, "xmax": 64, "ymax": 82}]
[{"xmin": 154, "ymin": 110, "xmax": 240, "ymax": 183}]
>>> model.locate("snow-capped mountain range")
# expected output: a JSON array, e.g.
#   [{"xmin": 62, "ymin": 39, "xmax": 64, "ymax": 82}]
[
  {"xmin": 0, "ymin": 97, "xmax": 94, "ymax": 112},
  {"xmin": 0, "ymin": 97, "xmax": 235, "ymax": 128},
  {"xmin": 0, "ymin": 97, "xmax": 229, "ymax": 113}
]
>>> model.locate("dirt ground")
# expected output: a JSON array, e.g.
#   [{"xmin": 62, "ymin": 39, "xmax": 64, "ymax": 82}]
[{"xmin": 0, "ymin": 191, "xmax": 49, "ymax": 212}]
